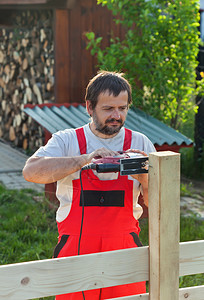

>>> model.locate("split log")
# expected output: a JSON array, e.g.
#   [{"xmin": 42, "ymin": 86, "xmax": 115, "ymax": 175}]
[
  {"xmin": 23, "ymin": 138, "xmax": 28, "ymax": 150},
  {"xmin": 9, "ymin": 126, "xmax": 16, "ymax": 141},
  {"xmin": 0, "ymin": 51, "xmax": 4, "ymax": 63},
  {"xmin": 22, "ymin": 123, "xmax": 28, "ymax": 136},
  {"xmin": 22, "ymin": 58, "xmax": 28, "ymax": 70},
  {"xmin": 33, "ymin": 84, "xmax": 43, "ymax": 104}
]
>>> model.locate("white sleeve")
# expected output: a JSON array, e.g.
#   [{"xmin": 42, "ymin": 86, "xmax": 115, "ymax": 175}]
[
  {"xmin": 142, "ymin": 135, "xmax": 156, "ymax": 155},
  {"xmin": 131, "ymin": 131, "xmax": 156, "ymax": 155},
  {"xmin": 33, "ymin": 131, "xmax": 68, "ymax": 157}
]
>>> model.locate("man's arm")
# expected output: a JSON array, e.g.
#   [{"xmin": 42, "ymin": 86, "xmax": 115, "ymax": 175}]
[
  {"xmin": 23, "ymin": 148, "xmax": 119, "ymax": 184},
  {"xmin": 131, "ymin": 173, "xmax": 148, "ymax": 207}
]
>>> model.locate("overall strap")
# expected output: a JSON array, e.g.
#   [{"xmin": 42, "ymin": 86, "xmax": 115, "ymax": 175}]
[
  {"xmin": 75, "ymin": 127, "xmax": 87, "ymax": 155},
  {"xmin": 76, "ymin": 127, "xmax": 132, "ymax": 154},
  {"xmin": 123, "ymin": 128, "xmax": 132, "ymax": 151}
]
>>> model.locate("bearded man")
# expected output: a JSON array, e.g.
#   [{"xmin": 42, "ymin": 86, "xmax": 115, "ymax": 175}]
[{"xmin": 23, "ymin": 71, "xmax": 155, "ymax": 300}]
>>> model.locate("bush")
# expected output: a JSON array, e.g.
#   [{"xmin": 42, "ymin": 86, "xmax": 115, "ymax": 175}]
[
  {"xmin": 86, "ymin": 0, "xmax": 203, "ymax": 130},
  {"xmin": 180, "ymin": 146, "xmax": 204, "ymax": 180}
]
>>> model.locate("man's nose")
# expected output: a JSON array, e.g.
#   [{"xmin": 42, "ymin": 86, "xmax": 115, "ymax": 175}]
[{"xmin": 111, "ymin": 109, "xmax": 120, "ymax": 119}]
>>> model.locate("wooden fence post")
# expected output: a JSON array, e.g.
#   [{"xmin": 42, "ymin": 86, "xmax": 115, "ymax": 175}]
[{"xmin": 148, "ymin": 151, "xmax": 180, "ymax": 300}]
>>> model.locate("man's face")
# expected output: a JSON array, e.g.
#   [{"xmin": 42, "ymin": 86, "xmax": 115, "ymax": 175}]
[{"xmin": 87, "ymin": 90, "xmax": 129, "ymax": 138}]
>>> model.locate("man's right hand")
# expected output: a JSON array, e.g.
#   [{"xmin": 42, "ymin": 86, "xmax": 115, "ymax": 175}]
[
  {"xmin": 23, "ymin": 148, "xmax": 118, "ymax": 184},
  {"xmin": 87, "ymin": 147, "xmax": 119, "ymax": 162}
]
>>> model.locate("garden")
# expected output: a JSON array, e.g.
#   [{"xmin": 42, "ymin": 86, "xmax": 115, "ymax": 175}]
[
  {"xmin": 0, "ymin": 0, "xmax": 204, "ymax": 299},
  {"xmin": 0, "ymin": 180, "xmax": 203, "ymax": 299}
]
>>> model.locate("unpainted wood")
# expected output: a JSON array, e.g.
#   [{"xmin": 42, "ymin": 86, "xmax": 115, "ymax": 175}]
[
  {"xmin": 148, "ymin": 151, "xmax": 180, "ymax": 300},
  {"xmin": 108, "ymin": 293, "xmax": 149, "ymax": 300},
  {"xmin": 107, "ymin": 285, "xmax": 204, "ymax": 300},
  {"xmin": 179, "ymin": 240, "xmax": 204, "ymax": 276},
  {"xmin": 0, "ymin": 247, "xmax": 149, "ymax": 299},
  {"xmin": 179, "ymin": 285, "xmax": 204, "ymax": 300},
  {"xmin": 0, "ymin": 239, "xmax": 203, "ymax": 298},
  {"xmin": 54, "ymin": 9, "xmax": 70, "ymax": 103}
]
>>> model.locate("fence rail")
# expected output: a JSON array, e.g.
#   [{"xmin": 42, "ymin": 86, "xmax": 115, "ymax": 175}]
[
  {"xmin": 108, "ymin": 285, "xmax": 204, "ymax": 300},
  {"xmin": 0, "ymin": 152, "xmax": 203, "ymax": 300},
  {"xmin": 0, "ymin": 241, "xmax": 203, "ymax": 299}
]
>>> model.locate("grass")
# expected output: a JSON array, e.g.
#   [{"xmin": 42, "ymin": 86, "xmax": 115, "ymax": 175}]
[
  {"xmin": 0, "ymin": 185, "xmax": 58, "ymax": 265},
  {"xmin": 0, "ymin": 184, "xmax": 203, "ymax": 299},
  {"xmin": 180, "ymin": 182, "xmax": 194, "ymax": 197}
]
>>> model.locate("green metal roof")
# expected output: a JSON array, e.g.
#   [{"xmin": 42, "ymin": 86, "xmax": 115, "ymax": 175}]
[{"xmin": 24, "ymin": 103, "xmax": 193, "ymax": 147}]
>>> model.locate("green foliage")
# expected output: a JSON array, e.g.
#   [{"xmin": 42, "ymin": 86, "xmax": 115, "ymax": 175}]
[
  {"xmin": 0, "ymin": 185, "xmax": 57, "ymax": 265},
  {"xmin": 0, "ymin": 185, "xmax": 57, "ymax": 299},
  {"xmin": 1, "ymin": 184, "xmax": 203, "ymax": 296},
  {"xmin": 140, "ymin": 214, "xmax": 204, "ymax": 245},
  {"xmin": 180, "ymin": 146, "xmax": 204, "ymax": 180},
  {"xmin": 180, "ymin": 182, "xmax": 193, "ymax": 197},
  {"xmin": 180, "ymin": 214, "xmax": 204, "ymax": 241},
  {"xmin": 86, "ymin": 0, "xmax": 203, "ymax": 129}
]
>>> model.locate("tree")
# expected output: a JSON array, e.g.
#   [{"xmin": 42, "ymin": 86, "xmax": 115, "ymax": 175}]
[{"xmin": 86, "ymin": 0, "xmax": 203, "ymax": 129}]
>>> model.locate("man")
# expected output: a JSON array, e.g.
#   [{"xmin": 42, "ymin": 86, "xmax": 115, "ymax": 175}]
[{"xmin": 23, "ymin": 71, "xmax": 156, "ymax": 299}]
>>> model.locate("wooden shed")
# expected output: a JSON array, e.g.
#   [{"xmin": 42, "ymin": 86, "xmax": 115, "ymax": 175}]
[
  {"xmin": 0, "ymin": 1, "xmax": 125, "ymax": 104},
  {"xmin": 0, "ymin": 0, "xmax": 126, "ymax": 149}
]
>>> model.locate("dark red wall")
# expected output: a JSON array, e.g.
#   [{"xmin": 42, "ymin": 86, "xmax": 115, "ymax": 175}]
[{"xmin": 54, "ymin": 0, "xmax": 125, "ymax": 104}]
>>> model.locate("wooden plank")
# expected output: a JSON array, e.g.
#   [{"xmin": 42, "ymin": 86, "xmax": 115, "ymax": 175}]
[
  {"xmin": 80, "ymin": 0, "xmax": 95, "ymax": 100},
  {"xmin": 0, "ymin": 240, "xmax": 203, "ymax": 299},
  {"xmin": 108, "ymin": 293, "xmax": 149, "ymax": 299},
  {"xmin": 54, "ymin": 9, "xmax": 71, "ymax": 103},
  {"xmin": 148, "ymin": 151, "xmax": 180, "ymax": 300},
  {"xmin": 179, "ymin": 240, "xmax": 204, "ymax": 276},
  {"xmin": 69, "ymin": 1, "xmax": 82, "ymax": 102},
  {"xmin": 179, "ymin": 286, "xmax": 204, "ymax": 300},
  {"xmin": 107, "ymin": 286, "xmax": 204, "ymax": 300},
  {"xmin": 0, "ymin": 246, "xmax": 149, "ymax": 299},
  {"xmin": 66, "ymin": 0, "xmax": 77, "ymax": 9},
  {"xmin": 0, "ymin": 0, "xmax": 47, "ymax": 4},
  {"xmin": 0, "ymin": 0, "xmax": 76, "ymax": 8}
]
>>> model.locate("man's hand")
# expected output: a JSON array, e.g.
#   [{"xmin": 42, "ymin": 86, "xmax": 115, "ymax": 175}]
[
  {"xmin": 87, "ymin": 148, "xmax": 119, "ymax": 161},
  {"xmin": 23, "ymin": 147, "xmax": 119, "ymax": 184}
]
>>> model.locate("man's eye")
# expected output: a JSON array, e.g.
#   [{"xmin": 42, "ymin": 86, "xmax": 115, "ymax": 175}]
[{"xmin": 103, "ymin": 107, "xmax": 127, "ymax": 111}]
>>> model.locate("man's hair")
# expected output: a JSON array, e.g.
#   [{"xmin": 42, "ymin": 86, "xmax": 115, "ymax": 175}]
[{"xmin": 85, "ymin": 70, "xmax": 132, "ymax": 109}]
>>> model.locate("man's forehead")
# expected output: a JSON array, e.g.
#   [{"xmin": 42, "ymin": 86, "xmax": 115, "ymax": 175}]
[
  {"xmin": 99, "ymin": 89, "xmax": 128, "ymax": 97},
  {"xmin": 95, "ymin": 91, "xmax": 128, "ymax": 108}
]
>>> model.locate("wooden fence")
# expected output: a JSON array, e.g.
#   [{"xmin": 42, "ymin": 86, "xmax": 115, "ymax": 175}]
[{"xmin": 0, "ymin": 151, "xmax": 203, "ymax": 299}]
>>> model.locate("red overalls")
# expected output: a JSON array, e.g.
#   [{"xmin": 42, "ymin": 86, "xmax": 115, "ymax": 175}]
[{"xmin": 54, "ymin": 127, "xmax": 146, "ymax": 299}]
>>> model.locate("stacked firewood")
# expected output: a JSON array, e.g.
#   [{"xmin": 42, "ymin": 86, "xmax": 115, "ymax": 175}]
[{"xmin": 0, "ymin": 10, "xmax": 54, "ymax": 152}]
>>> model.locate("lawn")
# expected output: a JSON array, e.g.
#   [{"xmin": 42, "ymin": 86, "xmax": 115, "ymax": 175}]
[
  {"xmin": 0, "ymin": 185, "xmax": 58, "ymax": 265},
  {"xmin": 0, "ymin": 184, "xmax": 203, "ymax": 299}
]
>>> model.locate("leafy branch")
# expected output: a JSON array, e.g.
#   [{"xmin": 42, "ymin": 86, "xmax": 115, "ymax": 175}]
[{"xmin": 86, "ymin": 0, "xmax": 204, "ymax": 129}]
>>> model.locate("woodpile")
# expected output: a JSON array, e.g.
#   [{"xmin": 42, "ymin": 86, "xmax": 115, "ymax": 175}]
[{"xmin": 0, "ymin": 10, "xmax": 54, "ymax": 152}]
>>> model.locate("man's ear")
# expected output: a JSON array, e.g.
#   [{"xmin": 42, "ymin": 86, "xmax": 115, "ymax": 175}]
[{"xmin": 86, "ymin": 100, "xmax": 93, "ymax": 116}]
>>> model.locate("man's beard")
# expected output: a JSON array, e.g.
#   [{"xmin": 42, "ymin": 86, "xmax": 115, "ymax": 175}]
[{"xmin": 92, "ymin": 112, "xmax": 124, "ymax": 136}]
